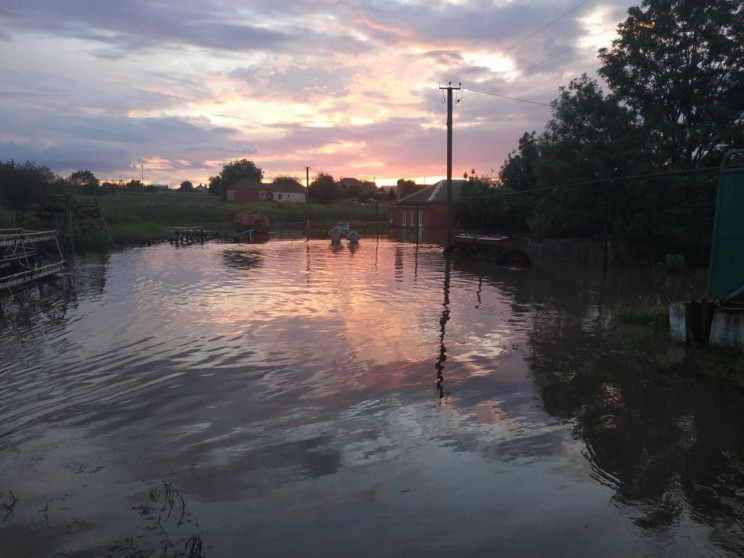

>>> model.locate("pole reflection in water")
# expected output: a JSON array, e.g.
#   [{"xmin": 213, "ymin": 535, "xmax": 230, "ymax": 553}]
[{"xmin": 435, "ymin": 254, "xmax": 451, "ymax": 400}]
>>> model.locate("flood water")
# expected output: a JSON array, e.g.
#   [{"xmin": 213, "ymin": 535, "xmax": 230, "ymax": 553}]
[{"xmin": 1, "ymin": 237, "xmax": 744, "ymax": 557}]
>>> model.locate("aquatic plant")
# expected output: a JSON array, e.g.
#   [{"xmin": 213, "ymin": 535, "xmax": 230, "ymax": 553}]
[
  {"xmin": 108, "ymin": 480, "xmax": 206, "ymax": 558},
  {"xmin": 1, "ymin": 490, "xmax": 18, "ymax": 522}
]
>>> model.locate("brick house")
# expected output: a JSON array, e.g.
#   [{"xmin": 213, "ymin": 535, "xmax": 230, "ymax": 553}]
[
  {"xmin": 226, "ymin": 179, "xmax": 272, "ymax": 203},
  {"xmin": 226, "ymin": 179, "xmax": 306, "ymax": 204},
  {"xmin": 388, "ymin": 179, "xmax": 466, "ymax": 229}
]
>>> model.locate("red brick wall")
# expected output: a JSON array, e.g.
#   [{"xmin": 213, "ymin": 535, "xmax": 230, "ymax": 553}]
[{"xmin": 388, "ymin": 203, "xmax": 455, "ymax": 229}]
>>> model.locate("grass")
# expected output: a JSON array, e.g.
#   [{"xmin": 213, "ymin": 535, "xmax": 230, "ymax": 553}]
[
  {"xmin": 93, "ymin": 192, "xmax": 387, "ymax": 244},
  {"xmin": 617, "ymin": 301, "xmax": 744, "ymax": 388},
  {"xmin": 2, "ymin": 191, "xmax": 389, "ymax": 249},
  {"xmin": 617, "ymin": 304, "xmax": 669, "ymax": 328}
]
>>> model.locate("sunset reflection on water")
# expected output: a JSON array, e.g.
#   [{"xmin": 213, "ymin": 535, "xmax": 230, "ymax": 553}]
[{"xmin": 1, "ymin": 238, "xmax": 742, "ymax": 557}]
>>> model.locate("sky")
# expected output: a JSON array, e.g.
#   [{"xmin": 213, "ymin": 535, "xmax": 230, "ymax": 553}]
[{"xmin": 0, "ymin": 0, "xmax": 637, "ymax": 188}]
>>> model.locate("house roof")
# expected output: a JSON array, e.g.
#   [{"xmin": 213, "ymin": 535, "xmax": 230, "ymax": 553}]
[
  {"xmin": 227, "ymin": 178, "xmax": 265, "ymax": 190},
  {"xmin": 340, "ymin": 177, "xmax": 367, "ymax": 188},
  {"xmin": 274, "ymin": 181, "xmax": 306, "ymax": 194},
  {"xmin": 395, "ymin": 179, "xmax": 466, "ymax": 204}
]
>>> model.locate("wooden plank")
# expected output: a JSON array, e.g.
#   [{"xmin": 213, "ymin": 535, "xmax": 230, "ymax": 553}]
[
  {"xmin": 0, "ymin": 262, "xmax": 66, "ymax": 289},
  {"xmin": 0, "ymin": 230, "xmax": 59, "ymax": 247}
]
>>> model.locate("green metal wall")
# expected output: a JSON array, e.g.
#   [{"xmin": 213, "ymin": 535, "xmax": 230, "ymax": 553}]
[{"xmin": 708, "ymin": 150, "xmax": 744, "ymax": 300}]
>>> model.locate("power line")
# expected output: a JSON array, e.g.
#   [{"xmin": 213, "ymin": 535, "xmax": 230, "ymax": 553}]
[
  {"xmin": 520, "ymin": 47, "xmax": 576, "ymax": 74},
  {"xmin": 461, "ymin": 86, "xmax": 551, "ymax": 107},
  {"xmin": 453, "ymin": 166, "xmax": 720, "ymax": 203},
  {"xmin": 505, "ymin": 0, "xmax": 592, "ymax": 51}
]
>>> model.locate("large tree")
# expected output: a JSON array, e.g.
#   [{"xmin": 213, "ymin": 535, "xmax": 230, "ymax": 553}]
[
  {"xmin": 598, "ymin": 0, "xmax": 744, "ymax": 168},
  {"xmin": 530, "ymin": 74, "xmax": 644, "ymax": 237},
  {"xmin": 209, "ymin": 159, "xmax": 263, "ymax": 199},
  {"xmin": 68, "ymin": 170, "xmax": 100, "ymax": 195},
  {"xmin": 0, "ymin": 160, "xmax": 58, "ymax": 211},
  {"xmin": 499, "ymin": 131, "xmax": 539, "ymax": 194},
  {"xmin": 308, "ymin": 172, "xmax": 338, "ymax": 204}
]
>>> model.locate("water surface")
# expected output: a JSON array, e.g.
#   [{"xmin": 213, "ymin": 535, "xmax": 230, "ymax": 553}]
[{"xmin": 1, "ymin": 238, "xmax": 743, "ymax": 557}]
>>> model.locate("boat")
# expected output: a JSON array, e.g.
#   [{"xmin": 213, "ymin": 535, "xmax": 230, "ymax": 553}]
[
  {"xmin": 452, "ymin": 233, "xmax": 531, "ymax": 265},
  {"xmin": 0, "ymin": 229, "xmax": 66, "ymax": 290}
]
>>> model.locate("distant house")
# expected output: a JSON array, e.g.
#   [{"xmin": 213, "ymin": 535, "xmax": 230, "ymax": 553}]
[
  {"xmin": 273, "ymin": 179, "xmax": 306, "ymax": 204},
  {"xmin": 225, "ymin": 178, "xmax": 306, "ymax": 204},
  {"xmin": 226, "ymin": 179, "xmax": 273, "ymax": 203},
  {"xmin": 339, "ymin": 177, "xmax": 367, "ymax": 190},
  {"xmin": 388, "ymin": 179, "xmax": 466, "ymax": 229}
]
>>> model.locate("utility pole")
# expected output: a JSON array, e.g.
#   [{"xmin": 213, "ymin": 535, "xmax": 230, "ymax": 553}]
[
  {"xmin": 440, "ymin": 82, "xmax": 461, "ymax": 250},
  {"xmin": 305, "ymin": 166, "xmax": 310, "ymax": 239}
]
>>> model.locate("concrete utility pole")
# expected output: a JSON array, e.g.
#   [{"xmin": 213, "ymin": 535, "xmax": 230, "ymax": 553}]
[{"xmin": 440, "ymin": 82, "xmax": 461, "ymax": 250}]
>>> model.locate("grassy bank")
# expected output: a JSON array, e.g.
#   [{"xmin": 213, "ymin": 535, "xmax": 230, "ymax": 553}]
[
  {"xmin": 19, "ymin": 192, "xmax": 387, "ymax": 249},
  {"xmin": 97, "ymin": 192, "xmax": 385, "ymax": 241}
]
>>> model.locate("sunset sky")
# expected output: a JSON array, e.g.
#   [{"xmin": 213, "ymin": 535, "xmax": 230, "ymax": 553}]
[{"xmin": 0, "ymin": 0, "xmax": 636, "ymax": 187}]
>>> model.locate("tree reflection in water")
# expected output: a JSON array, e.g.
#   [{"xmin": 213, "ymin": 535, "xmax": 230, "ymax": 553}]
[{"xmin": 527, "ymin": 309, "xmax": 744, "ymax": 554}]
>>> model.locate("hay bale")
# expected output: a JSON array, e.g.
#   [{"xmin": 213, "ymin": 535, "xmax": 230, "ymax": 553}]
[{"xmin": 234, "ymin": 211, "xmax": 270, "ymax": 233}]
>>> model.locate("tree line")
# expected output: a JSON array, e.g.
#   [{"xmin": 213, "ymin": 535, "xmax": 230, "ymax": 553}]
[
  {"xmin": 460, "ymin": 0, "xmax": 744, "ymax": 264},
  {"xmin": 207, "ymin": 159, "xmax": 395, "ymax": 203},
  {"xmin": 0, "ymin": 163, "xmax": 199, "ymax": 214}
]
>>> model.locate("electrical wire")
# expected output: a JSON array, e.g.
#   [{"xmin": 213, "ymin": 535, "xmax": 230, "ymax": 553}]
[
  {"xmin": 461, "ymin": 87, "xmax": 551, "ymax": 107},
  {"xmin": 452, "ymin": 166, "xmax": 720, "ymax": 203},
  {"xmin": 505, "ymin": 0, "xmax": 592, "ymax": 52}
]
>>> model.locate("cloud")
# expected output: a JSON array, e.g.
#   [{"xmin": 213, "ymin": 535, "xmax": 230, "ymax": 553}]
[{"xmin": 0, "ymin": 0, "xmax": 638, "ymax": 185}]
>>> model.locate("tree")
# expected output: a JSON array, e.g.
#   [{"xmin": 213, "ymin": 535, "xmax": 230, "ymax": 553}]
[
  {"xmin": 272, "ymin": 175, "xmax": 303, "ymax": 189},
  {"xmin": 68, "ymin": 170, "xmax": 100, "ymax": 195},
  {"xmin": 598, "ymin": 0, "xmax": 744, "ymax": 169},
  {"xmin": 498, "ymin": 131, "xmax": 540, "ymax": 231},
  {"xmin": 308, "ymin": 172, "xmax": 338, "ymax": 204},
  {"xmin": 209, "ymin": 159, "xmax": 263, "ymax": 199},
  {"xmin": 529, "ymin": 74, "xmax": 644, "ymax": 237},
  {"xmin": 179, "ymin": 180, "xmax": 194, "ymax": 191},
  {"xmin": 0, "ymin": 160, "xmax": 58, "ymax": 211},
  {"xmin": 499, "ymin": 132, "xmax": 539, "ymax": 193}
]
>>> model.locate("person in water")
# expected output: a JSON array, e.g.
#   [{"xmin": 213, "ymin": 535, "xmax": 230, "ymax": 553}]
[
  {"xmin": 329, "ymin": 226, "xmax": 342, "ymax": 244},
  {"xmin": 347, "ymin": 226, "xmax": 360, "ymax": 244}
]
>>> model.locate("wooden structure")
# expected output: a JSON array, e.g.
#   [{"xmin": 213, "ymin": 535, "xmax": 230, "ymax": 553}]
[
  {"xmin": 452, "ymin": 233, "xmax": 531, "ymax": 265},
  {"xmin": 0, "ymin": 229, "xmax": 66, "ymax": 290}
]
